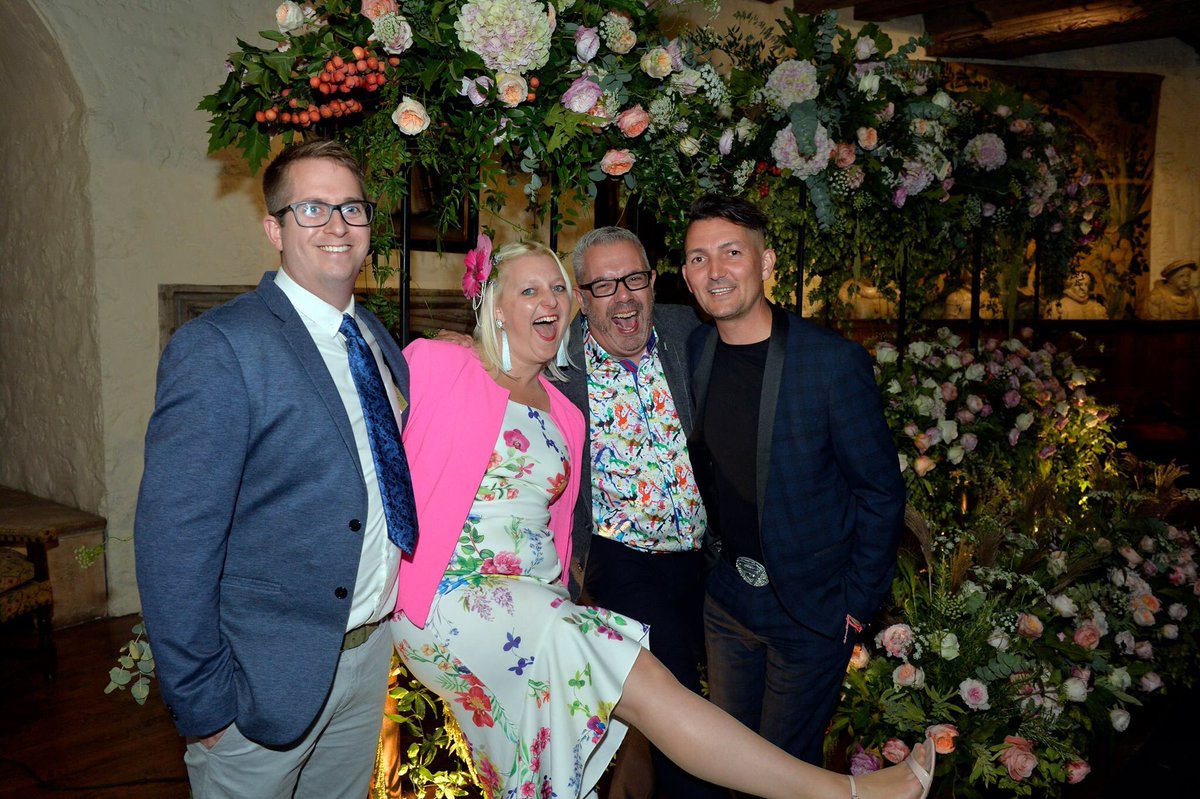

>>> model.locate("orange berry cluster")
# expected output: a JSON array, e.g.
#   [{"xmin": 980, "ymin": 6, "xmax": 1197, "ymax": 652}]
[{"xmin": 254, "ymin": 46, "xmax": 403, "ymax": 129}]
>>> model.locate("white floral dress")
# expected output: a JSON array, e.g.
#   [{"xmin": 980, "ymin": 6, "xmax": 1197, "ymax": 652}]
[{"xmin": 393, "ymin": 402, "xmax": 649, "ymax": 799}]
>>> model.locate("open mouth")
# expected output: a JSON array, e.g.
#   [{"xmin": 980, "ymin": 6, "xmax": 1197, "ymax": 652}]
[
  {"xmin": 318, "ymin": 245, "xmax": 351, "ymax": 253},
  {"xmin": 533, "ymin": 314, "xmax": 559, "ymax": 341},
  {"xmin": 610, "ymin": 307, "xmax": 640, "ymax": 335}
]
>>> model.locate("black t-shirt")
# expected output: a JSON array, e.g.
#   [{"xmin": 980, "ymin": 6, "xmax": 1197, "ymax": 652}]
[{"xmin": 702, "ymin": 336, "xmax": 768, "ymax": 563}]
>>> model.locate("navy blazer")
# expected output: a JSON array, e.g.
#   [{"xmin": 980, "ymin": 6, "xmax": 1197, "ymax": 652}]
[
  {"xmin": 135, "ymin": 272, "xmax": 409, "ymax": 746},
  {"xmin": 556, "ymin": 304, "xmax": 701, "ymax": 591},
  {"xmin": 688, "ymin": 304, "xmax": 905, "ymax": 640}
]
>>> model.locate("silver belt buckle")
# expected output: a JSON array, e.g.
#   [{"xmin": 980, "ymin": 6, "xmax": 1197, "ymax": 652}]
[{"xmin": 735, "ymin": 556, "xmax": 769, "ymax": 587}]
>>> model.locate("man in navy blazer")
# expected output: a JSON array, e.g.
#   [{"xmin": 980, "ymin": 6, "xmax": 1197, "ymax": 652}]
[
  {"xmin": 135, "ymin": 140, "xmax": 413, "ymax": 798},
  {"xmin": 682, "ymin": 194, "xmax": 905, "ymax": 767}
]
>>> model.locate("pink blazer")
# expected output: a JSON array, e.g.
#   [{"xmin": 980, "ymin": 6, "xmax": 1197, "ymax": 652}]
[{"xmin": 394, "ymin": 338, "xmax": 585, "ymax": 628}]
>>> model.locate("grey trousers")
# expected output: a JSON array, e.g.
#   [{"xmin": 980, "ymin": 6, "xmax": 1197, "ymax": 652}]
[{"xmin": 183, "ymin": 624, "xmax": 392, "ymax": 799}]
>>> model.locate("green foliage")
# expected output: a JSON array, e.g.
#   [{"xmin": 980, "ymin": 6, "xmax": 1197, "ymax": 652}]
[
  {"xmin": 387, "ymin": 661, "xmax": 480, "ymax": 798},
  {"xmin": 106, "ymin": 621, "xmax": 154, "ymax": 705}
]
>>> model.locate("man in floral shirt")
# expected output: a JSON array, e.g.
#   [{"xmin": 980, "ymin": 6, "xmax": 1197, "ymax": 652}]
[{"xmin": 560, "ymin": 226, "xmax": 725, "ymax": 799}]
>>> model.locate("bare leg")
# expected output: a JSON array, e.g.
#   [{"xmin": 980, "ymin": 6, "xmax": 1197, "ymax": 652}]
[{"xmin": 612, "ymin": 650, "xmax": 930, "ymax": 799}]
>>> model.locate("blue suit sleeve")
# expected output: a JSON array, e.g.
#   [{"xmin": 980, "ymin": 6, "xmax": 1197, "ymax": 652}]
[{"xmin": 134, "ymin": 320, "xmax": 248, "ymax": 737}]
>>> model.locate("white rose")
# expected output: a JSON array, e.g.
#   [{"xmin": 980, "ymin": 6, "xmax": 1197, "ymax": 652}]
[
  {"xmin": 988, "ymin": 628, "xmax": 1010, "ymax": 650},
  {"xmin": 932, "ymin": 91, "xmax": 952, "ymax": 109},
  {"xmin": 1169, "ymin": 603, "xmax": 1188, "ymax": 620},
  {"xmin": 391, "ymin": 96, "xmax": 430, "ymax": 135},
  {"xmin": 678, "ymin": 136, "xmax": 700, "ymax": 157},
  {"xmin": 940, "ymin": 632, "xmax": 960, "ymax": 660},
  {"xmin": 1162, "ymin": 623, "xmax": 1179, "ymax": 639},
  {"xmin": 1107, "ymin": 667, "xmax": 1131, "ymax": 691},
  {"xmin": 858, "ymin": 72, "xmax": 880, "ymax": 96},
  {"xmin": 1015, "ymin": 412, "xmax": 1034, "ymax": 431},
  {"xmin": 1047, "ymin": 551, "xmax": 1068, "ymax": 576},
  {"xmin": 276, "ymin": 1, "xmax": 305, "ymax": 33},
  {"xmin": 946, "ymin": 445, "xmax": 964, "ymax": 465},
  {"xmin": 1049, "ymin": 594, "xmax": 1078, "ymax": 618},
  {"xmin": 1062, "ymin": 677, "xmax": 1088, "ymax": 702},
  {"xmin": 1110, "ymin": 707, "xmax": 1131, "ymax": 732},
  {"xmin": 937, "ymin": 419, "xmax": 959, "ymax": 443}
]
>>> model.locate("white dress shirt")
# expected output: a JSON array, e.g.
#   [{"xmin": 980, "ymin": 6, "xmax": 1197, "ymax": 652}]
[{"xmin": 275, "ymin": 268, "xmax": 400, "ymax": 630}]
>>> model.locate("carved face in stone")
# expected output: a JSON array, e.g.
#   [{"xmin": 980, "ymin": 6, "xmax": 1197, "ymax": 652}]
[{"xmin": 1064, "ymin": 271, "xmax": 1094, "ymax": 304}]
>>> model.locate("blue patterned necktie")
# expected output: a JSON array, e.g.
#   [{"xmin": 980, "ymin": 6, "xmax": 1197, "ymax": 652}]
[{"xmin": 339, "ymin": 314, "xmax": 417, "ymax": 553}]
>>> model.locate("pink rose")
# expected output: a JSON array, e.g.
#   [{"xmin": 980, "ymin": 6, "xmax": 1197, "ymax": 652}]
[
  {"xmin": 881, "ymin": 738, "xmax": 910, "ymax": 764},
  {"xmin": 1135, "ymin": 640, "xmax": 1153, "ymax": 659},
  {"xmin": 561, "ymin": 75, "xmax": 602, "ymax": 113},
  {"xmin": 504, "ymin": 429, "xmax": 530, "ymax": 452},
  {"xmin": 960, "ymin": 433, "xmax": 978, "ymax": 452},
  {"xmin": 574, "ymin": 26, "xmax": 600, "ymax": 62},
  {"xmin": 941, "ymin": 381, "xmax": 959, "ymax": 401},
  {"xmin": 360, "ymin": 0, "xmax": 398, "ymax": 21},
  {"xmin": 876, "ymin": 623, "xmax": 914, "ymax": 658},
  {"xmin": 599, "ymin": 149, "xmax": 635, "ymax": 176},
  {"xmin": 1140, "ymin": 672, "xmax": 1163, "ymax": 692},
  {"xmin": 1017, "ymin": 613, "xmax": 1044, "ymax": 639},
  {"xmin": 615, "ymin": 105, "xmax": 650, "ymax": 138},
  {"xmin": 998, "ymin": 736, "xmax": 1037, "ymax": 781},
  {"xmin": 925, "ymin": 723, "xmax": 959, "ymax": 754},
  {"xmin": 481, "ymin": 551, "xmax": 522, "ymax": 575},
  {"xmin": 1073, "ymin": 622, "xmax": 1101, "ymax": 650},
  {"xmin": 959, "ymin": 678, "xmax": 990, "ymax": 710},
  {"xmin": 913, "ymin": 455, "xmax": 936, "ymax": 477},
  {"xmin": 1066, "ymin": 760, "xmax": 1091, "ymax": 784}
]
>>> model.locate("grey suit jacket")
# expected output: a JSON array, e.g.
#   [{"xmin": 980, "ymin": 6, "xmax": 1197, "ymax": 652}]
[
  {"xmin": 135, "ymin": 272, "xmax": 410, "ymax": 746},
  {"xmin": 555, "ymin": 303, "xmax": 701, "ymax": 595}
]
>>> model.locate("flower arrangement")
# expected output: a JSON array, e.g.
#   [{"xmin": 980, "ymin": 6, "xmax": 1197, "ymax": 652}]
[
  {"xmin": 828, "ymin": 330, "xmax": 1200, "ymax": 797},
  {"xmin": 202, "ymin": 4, "xmax": 1103, "ymax": 325}
]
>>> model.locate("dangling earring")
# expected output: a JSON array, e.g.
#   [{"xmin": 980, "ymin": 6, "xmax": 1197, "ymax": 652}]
[
  {"xmin": 496, "ymin": 318, "xmax": 512, "ymax": 372},
  {"xmin": 555, "ymin": 335, "xmax": 570, "ymax": 367}
]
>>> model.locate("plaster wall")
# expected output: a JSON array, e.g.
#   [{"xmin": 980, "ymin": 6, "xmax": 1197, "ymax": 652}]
[
  {"xmin": 0, "ymin": 2, "xmax": 104, "ymax": 512},
  {"xmin": 4, "ymin": 1, "xmax": 1196, "ymax": 615}
]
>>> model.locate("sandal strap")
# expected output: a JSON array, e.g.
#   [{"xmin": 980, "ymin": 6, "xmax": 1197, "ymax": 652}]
[{"xmin": 848, "ymin": 774, "xmax": 860, "ymax": 799}]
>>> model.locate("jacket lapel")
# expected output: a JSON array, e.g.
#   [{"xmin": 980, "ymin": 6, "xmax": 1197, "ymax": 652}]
[
  {"xmin": 756, "ymin": 305, "xmax": 788, "ymax": 528},
  {"xmin": 256, "ymin": 273, "xmax": 363, "ymax": 476}
]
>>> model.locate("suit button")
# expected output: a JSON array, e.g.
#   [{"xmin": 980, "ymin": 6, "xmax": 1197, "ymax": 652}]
[
  {"xmin": 335, "ymin": 587, "xmax": 348, "ymax": 599},
  {"xmin": 348, "ymin": 519, "xmax": 362, "ymax": 531}
]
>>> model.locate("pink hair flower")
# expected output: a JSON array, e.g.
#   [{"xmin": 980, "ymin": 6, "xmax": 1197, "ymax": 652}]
[{"xmin": 463, "ymin": 233, "xmax": 494, "ymax": 303}]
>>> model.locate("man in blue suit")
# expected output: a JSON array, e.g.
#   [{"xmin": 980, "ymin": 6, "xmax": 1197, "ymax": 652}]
[
  {"xmin": 135, "ymin": 140, "xmax": 413, "ymax": 798},
  {"xmin": 682, "ymin": 194, "xmax": 905, "ymax": 768}
]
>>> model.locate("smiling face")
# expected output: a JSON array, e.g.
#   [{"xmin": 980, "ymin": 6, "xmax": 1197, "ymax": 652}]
[
  {"xmin": 263, "ymin": 157, "xmax": 370, "ymax": 309},
  {"xmin": 574, "ymin": 239, "xmax": 656, "ymax": 359},
  {"xmin": 682, "ymin": 217, "xmax": 776, "ymax": 343},
  {"xmin": 494, "ymin": 254, "xmax": 572, "ymax": 376}
]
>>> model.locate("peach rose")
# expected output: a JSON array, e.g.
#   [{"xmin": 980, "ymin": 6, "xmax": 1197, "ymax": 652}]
[
  {"xmin": 640, "ymin": 47, "xmax": 673, "ymax": 79},
  {"xmin": 391, "ymin": 96, "xmax": 430, "ymax": 135},
  {"xmin": 361, "ymin": 0, "xmax": 398, "ymax": 20},
  {"xmin": 893, "ymin": 663, "xmax": 925, "ymax": 688},
  {"xmin": 599, "ymin": 149, "xmax": 635, "ymax": 176},
  {"xmin": 615, "ymin": 104, "xmax": 650, "ymax": 138},
  {"xmin": 833, "ymin": 142, "xmax": 856, "ymax": 168},
  {"xmin": 856, "ymin": 126, "xmax": 878, "ymax": 151},
  {"xmin": 925, "ymin": 723, "xmax": 959, "ymax": 754},
  {"xmin": 848, "ymin": 644, "xmax": 870, "ymax": 670},
  {"xmin": 1017, "ymin": 612, "xmax": 1044, "ymax": 638},
  {"xmin": 496, "ymin": 73, "xmax": 528, "ymax": 108},
  {"xmin": 998, "ymin": 736, "xmax": 1037, "ymax": 781}
]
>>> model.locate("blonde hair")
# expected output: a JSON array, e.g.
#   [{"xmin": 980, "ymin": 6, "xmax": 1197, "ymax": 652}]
[{"xmin": 474, "ymin": 241, "xmax": 575, "ymax": 380}]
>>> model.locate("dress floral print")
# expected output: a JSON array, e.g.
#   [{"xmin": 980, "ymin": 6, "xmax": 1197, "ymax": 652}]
[{"xmin": 394, "ymin": 402, "xmax": 649, "ymax": 799}]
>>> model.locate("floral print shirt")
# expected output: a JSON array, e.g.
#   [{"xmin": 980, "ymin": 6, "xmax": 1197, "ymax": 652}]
[{"xmin": 585, "ymin": 330, "xmax": 706, "ymax": 552}]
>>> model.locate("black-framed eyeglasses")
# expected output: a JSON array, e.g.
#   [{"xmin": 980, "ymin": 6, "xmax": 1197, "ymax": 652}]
[
  {"xmin": 578, "ymin": 270, "xmax": 653, "ymax": 298},
  {"xmin": 272, "ymin": 200, "xmax": 376, "ymax": 228}
]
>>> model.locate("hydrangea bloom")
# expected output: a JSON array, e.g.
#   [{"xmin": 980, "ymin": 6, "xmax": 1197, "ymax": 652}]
[
  {"xmin": 770, "ymin": 122, "xmax": 833, "ymax": 178},
  {"xmin": 965, "ymin": 132, "xmax": 1007, "ymax": 171},
  {"xmin": 763, "ymin": 59, "xmax": 819, "ymax": 110},
  {"xmin": 455, "ymin": 0, "xmax": 552, "ymax": 73}
]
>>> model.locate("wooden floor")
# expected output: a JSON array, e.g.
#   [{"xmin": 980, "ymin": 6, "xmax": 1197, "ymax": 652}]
[
  {"xmin": 0, "ymin": 615, "xmax": 188, "ymax": 799},
  {"xmin": 1, "ymin": 614, "xmax": 1195, "ymax": 799}
]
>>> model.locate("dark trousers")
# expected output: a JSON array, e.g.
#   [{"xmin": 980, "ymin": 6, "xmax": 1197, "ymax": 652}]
[
  {"xmin": 584, "ymin": 534, "xmax": 728, "ymax": 799},
  {"xmin": 705, "ymin": 559, "xmax": 856, "ymax": 769}
]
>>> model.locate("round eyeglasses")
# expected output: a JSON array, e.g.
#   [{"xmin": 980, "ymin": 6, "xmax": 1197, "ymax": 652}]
[
  {"xmin": 272, "ymin": 200, "xmax": 376, "ymax": 228},
  {"xmin": 578, "ymin": 270, "xmax": 653, "ymax": 298}
]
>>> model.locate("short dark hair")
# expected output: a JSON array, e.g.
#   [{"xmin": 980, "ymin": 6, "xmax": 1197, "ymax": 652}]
[
  {"xmin": 688, "ymin": 194, "xmax": 768, "ymax": 237},
  {"xmin": 263, "ymin": 139, "xmax": 367, "ymax": 216}
]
